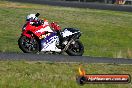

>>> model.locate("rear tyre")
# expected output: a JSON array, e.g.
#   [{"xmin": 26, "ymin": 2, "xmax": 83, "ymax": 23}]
[
  {"xmin": 18, "ymin": 36, "xmax": 39, "ymax": 53},
  {"xmin": 66, "ymin": 40, "xmax": 84, "ymax": 56}
]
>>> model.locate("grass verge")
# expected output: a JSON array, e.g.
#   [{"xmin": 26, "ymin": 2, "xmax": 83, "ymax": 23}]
[
  {"xmin": 0, "ymin": 1, "xmax": 132, "ymax": 58},
  {"xmin": 0, "ymin": 61, "xmax": 131, "ymax": 88}
]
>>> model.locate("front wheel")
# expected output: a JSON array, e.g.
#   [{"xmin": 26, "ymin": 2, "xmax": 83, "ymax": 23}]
[
  {"xmin": 66, "ymin": 40, "xmax": 84, "ymax": 56},
  {"xmin": 18, "ymin": 36, "xmax": 39, "ymax": 53}
]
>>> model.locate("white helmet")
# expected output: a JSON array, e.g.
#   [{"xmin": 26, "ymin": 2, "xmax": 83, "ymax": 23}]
[{"xmin": 26, "ymin": 14, "xmax": 38, "ymax": 21}]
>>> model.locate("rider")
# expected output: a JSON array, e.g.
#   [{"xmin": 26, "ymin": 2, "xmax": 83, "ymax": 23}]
[
  {"xmin": 26, "ymin": 14, "xmax": 43, "ymax": 27},
  {"xmin": 22, "ymin": 13, "xmax": 42, "ymax": 31},
  {"xmin": 25, "ymin": 13, "xmax": 64, "ymax": 48}
]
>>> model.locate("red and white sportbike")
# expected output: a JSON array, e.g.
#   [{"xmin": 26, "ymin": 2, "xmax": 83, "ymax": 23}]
[{"xmin": 18, "ymin": 13, "xmax": 84, "ymax": 56}]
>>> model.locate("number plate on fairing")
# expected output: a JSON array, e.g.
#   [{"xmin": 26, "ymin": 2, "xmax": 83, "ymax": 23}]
[{"xmin": 62, "ymin": 29, "xmax": 73, "ymax": 38}]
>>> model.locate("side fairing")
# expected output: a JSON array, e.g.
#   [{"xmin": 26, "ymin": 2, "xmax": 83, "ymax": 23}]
[{"xmin": 41, "ymin": 33, "xmax": 61, "ymax": 52}]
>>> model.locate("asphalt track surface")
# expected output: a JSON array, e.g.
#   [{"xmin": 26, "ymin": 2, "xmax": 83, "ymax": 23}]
[
  {"xmin": 7, "ymin": 0, "xmax": 132, "ymax": 12},
  {"xmin": 0, "ymin": 52, "xmax": 132, "ymax": 64},
  {"xmin": 1, "ymin": 0, "xmax": 132, "ymax": 64}
]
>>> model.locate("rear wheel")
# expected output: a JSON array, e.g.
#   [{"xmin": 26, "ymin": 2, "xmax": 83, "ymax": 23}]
[
  {"xmin": 66, "ymin": 40, "xmax": 84, "ymax": 56},
  {"xmin": 18, "ymin": 36, "xmax": 39, "ymax": 53}
]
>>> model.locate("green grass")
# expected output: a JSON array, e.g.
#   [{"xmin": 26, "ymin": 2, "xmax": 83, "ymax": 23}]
[
  {"xmin": 0, "ymin": 0, "xmax": 132, "ymax": 58},
  {"xmin": 0, "ymin": 61, "xmax": 131, "ymax": 88},
  {"xmin": 0, "ymin": 1, "xmax": 132, "ymax": 87}
]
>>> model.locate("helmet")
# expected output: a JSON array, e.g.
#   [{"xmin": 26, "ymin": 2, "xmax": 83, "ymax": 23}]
[{"xmin": 26, "ymin": 14, "xmax": 38, "ymax": 21}]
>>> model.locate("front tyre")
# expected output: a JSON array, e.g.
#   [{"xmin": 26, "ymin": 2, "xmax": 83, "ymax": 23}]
[
  {"xmin": 18, "ymin": 36, "xmax": 39, "ymax": 53},
  {"xmin": 66, "ymin": 40, "xmax": 84, "ymax": 56}
]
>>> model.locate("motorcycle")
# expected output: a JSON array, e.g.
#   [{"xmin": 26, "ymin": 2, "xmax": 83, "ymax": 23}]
[{"xmin": 18, "ymin": 13, "xmax": 84, "ymax": 56}]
